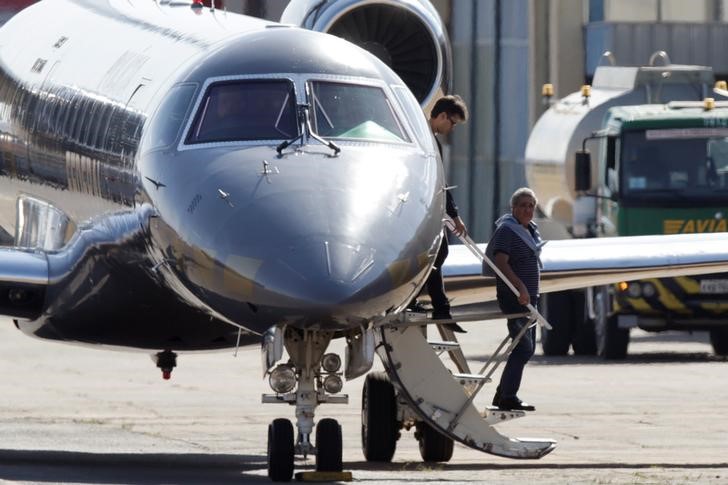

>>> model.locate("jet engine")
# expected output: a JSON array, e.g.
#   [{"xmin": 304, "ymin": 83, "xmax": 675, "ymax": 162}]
[{"xmin": 281, "ymin": 0, "xmax": 451, "ymax": 107}]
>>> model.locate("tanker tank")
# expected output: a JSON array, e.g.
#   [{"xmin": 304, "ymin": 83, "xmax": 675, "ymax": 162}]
[{"xmin": 525, "ymin": 54, "xmax": 724, "ymax": 238}]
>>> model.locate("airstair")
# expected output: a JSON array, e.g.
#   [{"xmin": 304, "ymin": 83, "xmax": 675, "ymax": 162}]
[{"xmin": 369, "ymin": 223, "xmax": 556, "ymax": 460}]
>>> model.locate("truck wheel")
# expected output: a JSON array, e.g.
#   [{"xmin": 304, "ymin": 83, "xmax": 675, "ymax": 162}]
[
  {"xmin": 596, "ymin": 314, "xmax": 629, "ymax": 359},
  {"xmin": 571, "ymin": 290, "xmax": 597, "ymax": 355},
  {"xmin": 709, "ymin": 328, "xmax": 728, "ymax": 356},
  {"xmin": 541, "ymin": 291, "xmax": 573, "ymax": 355}
]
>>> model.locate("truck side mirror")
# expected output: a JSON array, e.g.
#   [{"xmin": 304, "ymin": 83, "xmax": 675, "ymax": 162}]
[
  {"xmin": 575, "ymin": 150, "xmax": 592, "ymax": 191},
  {"xmin": 606, "ymin": 136, "xmax": 616, "ymax": 170}
]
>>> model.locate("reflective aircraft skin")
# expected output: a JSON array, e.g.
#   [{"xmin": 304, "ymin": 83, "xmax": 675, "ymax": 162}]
[
  {"xmin": 5, "ymin": 0, "xmax": 728, "ymax": 481},
  {"xmin": 0, "ymin": 0, "xmax": 442, "ymax": 350}
]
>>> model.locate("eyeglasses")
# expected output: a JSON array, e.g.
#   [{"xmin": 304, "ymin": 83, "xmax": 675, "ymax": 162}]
[{"xmin": 447, "ymin": 116, "xmax": 459, "ymax": 127}]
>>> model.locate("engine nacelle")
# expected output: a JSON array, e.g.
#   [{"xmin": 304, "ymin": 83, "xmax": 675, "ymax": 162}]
[{"xmin": 281, "ymin": 0, "xmax": 451, "ymax": 108}]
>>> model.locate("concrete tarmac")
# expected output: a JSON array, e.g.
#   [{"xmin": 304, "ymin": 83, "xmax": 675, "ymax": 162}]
[{"xmin": 0, "ymin": 316, "xmax": 726, "ymax": 484}]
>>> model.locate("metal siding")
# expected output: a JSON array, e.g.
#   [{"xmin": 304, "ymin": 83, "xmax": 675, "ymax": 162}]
[
  {"xmin": 587, "ymin": 22, "xmax": 728, "ymax": 77},
  {"xmin": 449, "ymin": 0, "xmax": 533, "ymax": 239},
  {"xmin": 450, "ymin": 0, "xmax": 497, "ymax": 240},
  {"xmin": 586, "ymin": 23, "xmax": 613, "ymax": 76}
]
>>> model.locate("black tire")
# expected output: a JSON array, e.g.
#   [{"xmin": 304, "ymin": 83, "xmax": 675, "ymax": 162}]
[
  {"xmin": 415, "ymin": 421, "xmax": 454, "ymax": 462},
  {"xmin": 596, "ymin": 314, "xmax": 630, "ymax": 359},
  {"xmin": 572, "ymin": 289, "xmax": 599, "ymax": 356},
  {"xmin": 268, "ymin": 418, "xmax": 294, "ymax": 482},
  {"xmin": 361, "ymin": 371, "xmax": 398, "ymax": 462},
  {"xmin": 541, "ymin": 291, "xmax": 573, "ymax": 355},
  {"xmin": 316, "ymin": 418, "xmax": 343, "ymax": 472},
  {"xmin": 709, "ymin": 328, "xmax": 728, "ymax": 356}
]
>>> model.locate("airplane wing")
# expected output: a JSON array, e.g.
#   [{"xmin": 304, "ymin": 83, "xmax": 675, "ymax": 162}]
[{"xmin": 442, "ymin": 232, "xmax": 728, "ymax": 307}]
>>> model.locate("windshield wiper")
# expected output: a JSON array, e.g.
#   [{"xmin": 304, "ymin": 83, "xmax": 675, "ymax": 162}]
[{"xmin": 276, "ymin": 103, "xmax": 340, "ymax": 156}]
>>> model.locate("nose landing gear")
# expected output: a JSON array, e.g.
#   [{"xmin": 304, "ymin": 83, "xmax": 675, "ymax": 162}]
[{"xmin": 262, "ymin": 328, "xmax": 349, "ymax": 482}]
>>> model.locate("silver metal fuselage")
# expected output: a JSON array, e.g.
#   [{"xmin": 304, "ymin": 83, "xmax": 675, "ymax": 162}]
[{"xmin": 0, "ymin": 0, "xmax": 444, "ymax": 350}]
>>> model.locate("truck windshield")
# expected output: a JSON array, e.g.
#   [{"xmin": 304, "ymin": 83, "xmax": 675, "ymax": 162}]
[
  {"xmin": 308, "ymin": 81, "xmax": 409, "ymax": 143},
  {"xmin": 186, "ymin": 80, "xmax": 297, "ymax": 144},
  {"xmin": 621, "ymin": 128, "xmax": 728, "ymax": 202}
]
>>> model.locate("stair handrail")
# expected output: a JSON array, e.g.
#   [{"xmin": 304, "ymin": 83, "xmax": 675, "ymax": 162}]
[{"xmin": 444, "ymin": 218, "xmax": 552, "ymax": 330}]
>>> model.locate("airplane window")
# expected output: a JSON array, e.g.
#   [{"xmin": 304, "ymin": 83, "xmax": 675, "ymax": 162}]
[
  {"xmin": 186, "ymin": 80, "xmax": 297, "ymax": 144},
  {"xmin": 392, "ymin": 85, "xmax": 431, "ymax": 149},
  {"xmin": 145, "ymin": 83, "xmax": 197, "ymax": 151},
  {"xmin": 309, "ymin": 81, "xmax": 409, "ymax": 143}
]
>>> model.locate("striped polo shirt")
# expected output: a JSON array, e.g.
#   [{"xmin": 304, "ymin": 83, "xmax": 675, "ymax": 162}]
[{"xmin": 490, "ymin": 220, "xmax": 541, "ymax": 301}]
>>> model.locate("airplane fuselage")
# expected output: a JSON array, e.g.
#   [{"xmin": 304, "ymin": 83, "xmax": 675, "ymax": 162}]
[{"xmin": 0, "ymin": 0, "xmax": 444, "ymax": 350}]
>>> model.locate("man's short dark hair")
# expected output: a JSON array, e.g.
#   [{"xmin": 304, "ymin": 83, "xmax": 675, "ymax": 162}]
[{"xmin": 430, "ymin": 94, "xmax": 469, "ymax": 121}]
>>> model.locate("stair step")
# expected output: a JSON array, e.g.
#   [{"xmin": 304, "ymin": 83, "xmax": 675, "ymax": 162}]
[
  {"xmin": 428, "ymin": 340, "xmax": 461, "ymax": 352},
  {"xmin": 385, "ymin": 309, "xmax": 531, "ymax": 328},
  {"xmin": 376, "ymin": 324, "xmax": 557, "ymax": 459},
  {"xmin": 452, "ymin": 372, "xmax": 491, "ymax": 386},
  {"xmin": 481, "ymin": 406, "xmax": 527, "ymax": 424}
]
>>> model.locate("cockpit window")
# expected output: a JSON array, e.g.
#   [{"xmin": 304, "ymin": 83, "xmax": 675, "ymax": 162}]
[
  {"xmin": 308, "ymin": 81, "xmax": 409, "ymax": 143},
  {"xmin": 145, "ymin": 83, "xmax": 197, "ymax": 151},
  {"xmin": 186, "ymin": 80, "xmax": 297, "ymax": 144}
]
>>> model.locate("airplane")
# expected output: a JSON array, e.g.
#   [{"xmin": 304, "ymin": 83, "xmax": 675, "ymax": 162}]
[{"xmin": 3, "ymin": 0, "xmax": 728, "ymax": 482}]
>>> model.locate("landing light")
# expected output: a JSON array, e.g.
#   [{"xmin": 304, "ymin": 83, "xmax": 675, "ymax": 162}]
[
  {"xmin": 269, "ymin": 364, "xmax": 296, "ymax": 394},
  {"xmin": 321, "ymin": 353, "xmax": 341, "ymax": 373},
  {"xmin": 323, "ymin": 374, "xmax": 343, "ymax": 394}
]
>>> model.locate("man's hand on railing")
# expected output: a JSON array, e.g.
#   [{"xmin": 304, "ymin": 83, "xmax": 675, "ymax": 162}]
[{"xmin": 448, "ymin": 216, "xmax": 467, "ymax": 237}]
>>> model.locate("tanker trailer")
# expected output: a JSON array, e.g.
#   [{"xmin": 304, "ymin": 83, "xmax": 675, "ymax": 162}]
[{"xmin": 525, "ymin": 53, "xmax": 728, "ymax": 358}]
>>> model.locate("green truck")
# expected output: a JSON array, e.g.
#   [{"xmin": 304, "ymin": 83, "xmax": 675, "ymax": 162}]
[{"xmin": 525, "ymin": 56, "xmax": 728, "ymax": 358}]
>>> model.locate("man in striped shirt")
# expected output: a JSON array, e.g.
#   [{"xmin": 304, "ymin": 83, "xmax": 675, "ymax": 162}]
[{"xmin": 490, "ymin": 187, "xmax": 542, "ymax": 411}]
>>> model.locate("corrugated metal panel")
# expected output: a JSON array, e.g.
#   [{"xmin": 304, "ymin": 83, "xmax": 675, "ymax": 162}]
[
  {"xmin": 450, "ymin": 0, "xmax": 531, "ymax": 240},
  {"xmin": 587, "ymin": 22, "xmax": 728, "ymax": 77}
]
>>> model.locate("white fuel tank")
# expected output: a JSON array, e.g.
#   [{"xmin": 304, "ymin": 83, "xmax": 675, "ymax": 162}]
[{"xmin": 525, "ymin": 60, "xmax": 721, "ymax": 231}]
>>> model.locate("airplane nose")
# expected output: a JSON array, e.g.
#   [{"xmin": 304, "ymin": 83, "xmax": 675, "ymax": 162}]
[
  {"xmin": 203, "ymin": 201, "xmax": 423, "ymax": 326},
  {"xmin": 290, "ymin": 238, "xmax": 375, "ymax": 287},
  {"xmin": 167, "ymin": 148, "xmax": 439, "ymax": 328},
  {"xmin": 265, "ymin": 236, "xmax": 377, "ymax": 303},
  {"xmin": 211, "ymin": 228, "xmax": 408, "ymax": 327}
]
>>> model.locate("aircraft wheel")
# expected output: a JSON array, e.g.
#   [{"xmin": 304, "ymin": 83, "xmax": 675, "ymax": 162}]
[
  {"xmin": 709, "ymin": 327, "xmax": 728, "ymax": 356},
  {"xmin": 415, "ymin": 421, "xmax": 453, "ymax": 462},
  {"xmin": 267, "ymin": 418, "xmax": 294, "ymax": 482},
  {"xmin": 361, "ymin": 371, "xmax": 398, "ymax": 461},
  {"xmin": 596, "ymin": 314, "xmax": 629, "ymax": 359},
  {"xmin": 541, "ymin": 291, "xmax": 573, "ymax": 355},
  {"xmin": 315, "ymin": 418, "xmax": 343, "ymax": 472}
]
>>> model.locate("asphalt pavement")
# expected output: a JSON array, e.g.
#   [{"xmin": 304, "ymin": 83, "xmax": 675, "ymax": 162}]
[{"xmin": 0, "ymin": 317, "xmax": 726, "ymax": 484}]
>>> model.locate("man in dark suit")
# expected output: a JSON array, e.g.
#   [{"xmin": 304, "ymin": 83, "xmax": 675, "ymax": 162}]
[{"xmin": 412, "ymin": 95, "xmax": 469, "ymax": 333}]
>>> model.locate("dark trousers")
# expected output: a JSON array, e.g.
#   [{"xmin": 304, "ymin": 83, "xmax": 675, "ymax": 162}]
[
  {"xmin": 496, "ymin": 292, "xmax": 537, "ymax": 399},
  {"xmin": 425, "ymin": 236, "xmax": 450, "ymax": 315}
]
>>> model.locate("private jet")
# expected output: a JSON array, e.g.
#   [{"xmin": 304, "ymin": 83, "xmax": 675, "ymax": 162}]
[{"xmin": 2, "ymin": 0, "xmax": 728, "ymax": 481}]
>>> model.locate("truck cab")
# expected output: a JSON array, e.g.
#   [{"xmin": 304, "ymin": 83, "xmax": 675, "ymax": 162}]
[{"xmin": 591, "ymin": 102, "xmax": 728, "ymax": 357}]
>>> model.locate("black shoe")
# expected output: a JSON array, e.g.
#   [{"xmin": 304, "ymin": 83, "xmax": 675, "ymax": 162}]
[
  {"xmin": 444, "ymin": 323, "xmax": 467, "ymax": 333},
  {"xmin": 497, "ymin": 397, "xmax": 535, "ymax": 411}
]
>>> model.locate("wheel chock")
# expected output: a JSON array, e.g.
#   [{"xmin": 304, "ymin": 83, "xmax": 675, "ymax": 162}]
[{"xmin": 295, "ymin": 470, "xmax": 353, "ymax": 481}]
